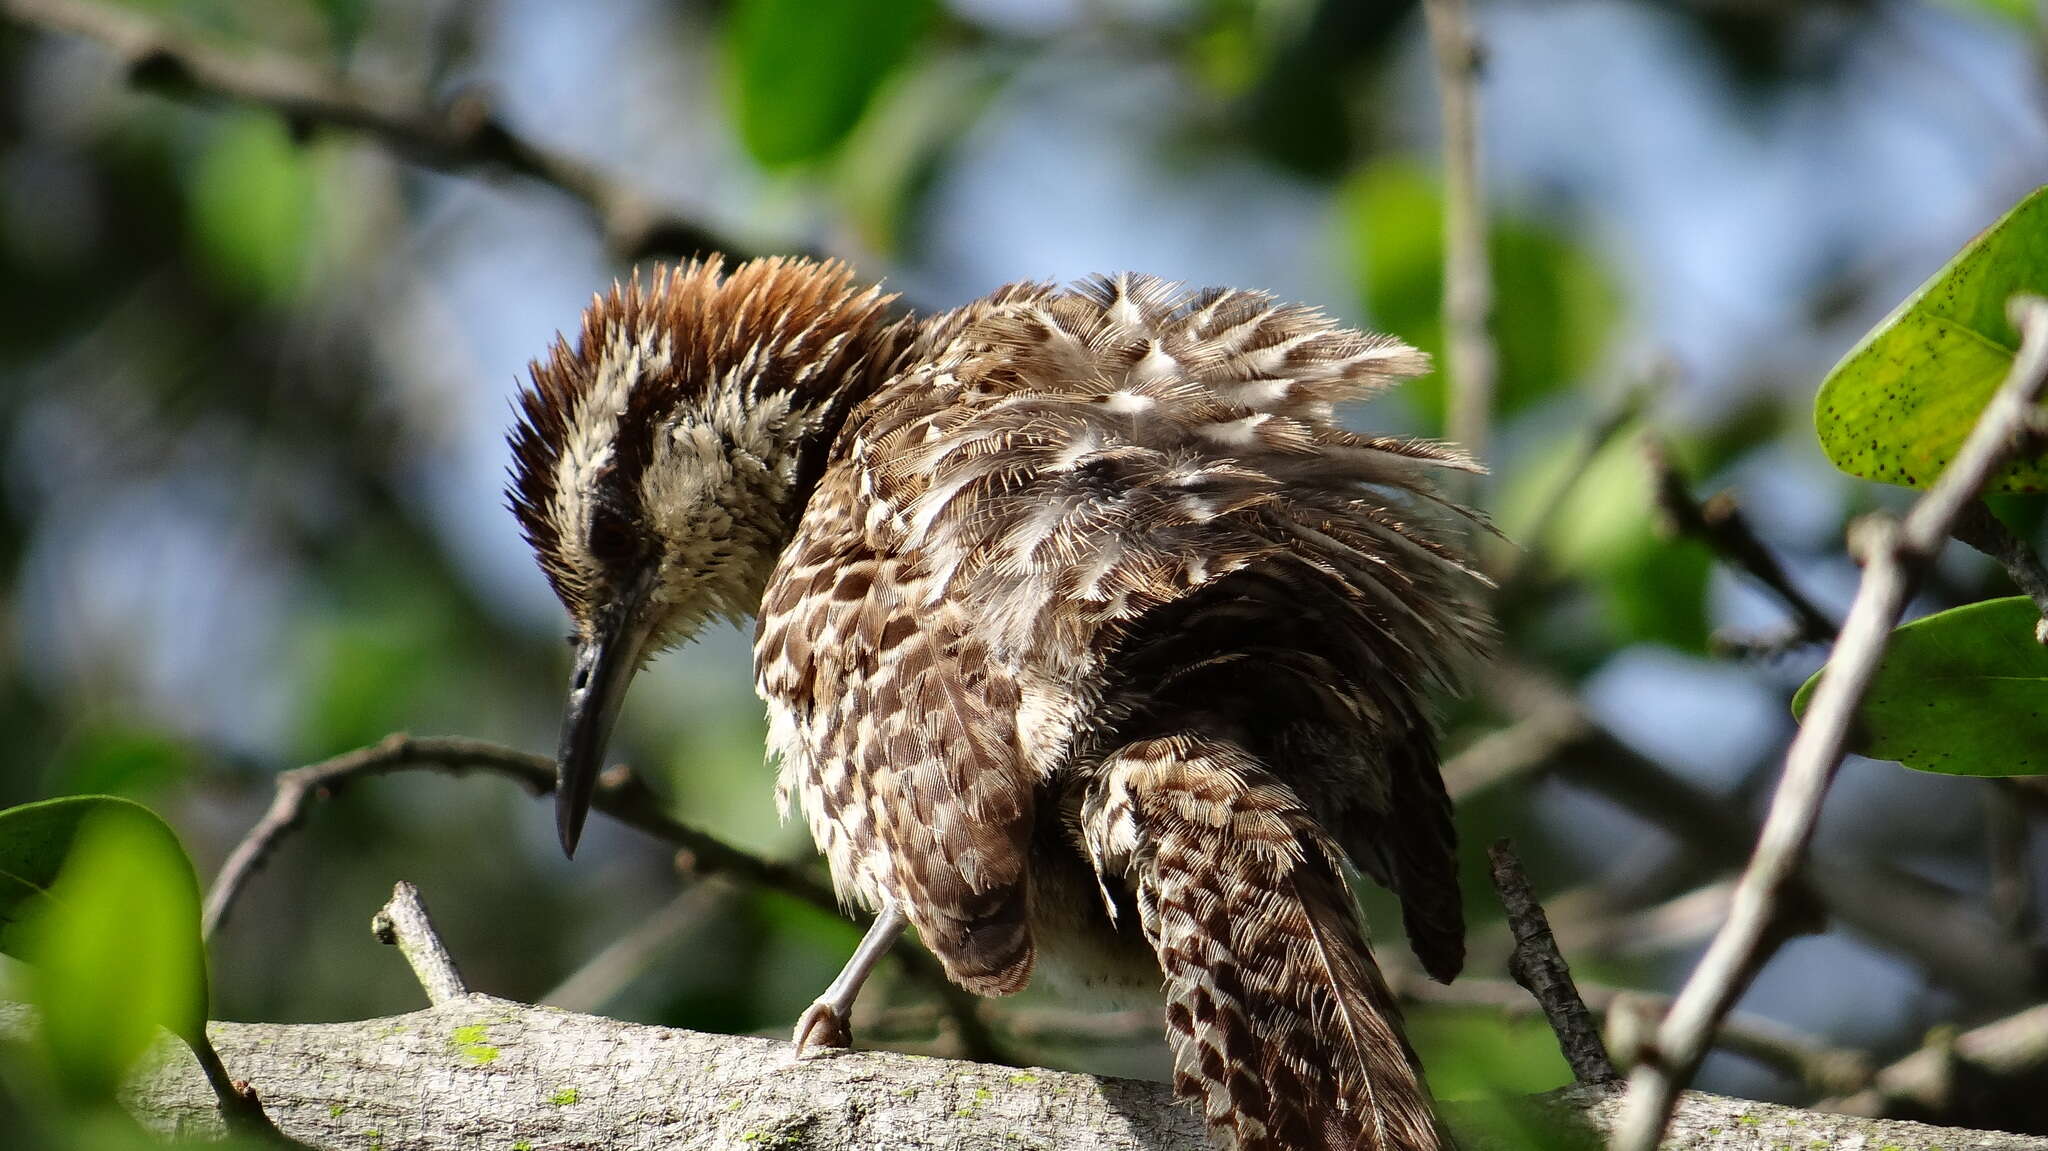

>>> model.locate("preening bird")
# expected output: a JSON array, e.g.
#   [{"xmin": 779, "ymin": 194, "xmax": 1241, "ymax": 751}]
[{"xmin": 509, "ymin": 255, "xmax": 1491, "ymax": 1151}]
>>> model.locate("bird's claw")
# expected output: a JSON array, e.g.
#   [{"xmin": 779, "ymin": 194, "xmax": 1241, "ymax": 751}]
[{"xmin": 791, "ymin": 1000, "xmax": 853, "ymax": 1056}]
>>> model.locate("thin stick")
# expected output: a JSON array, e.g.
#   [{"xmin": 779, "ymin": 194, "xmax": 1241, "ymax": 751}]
[
  {"xmin": 1643, "ymin": 436, "xmax": 1839, "ymax": 647},
  {"xmin": 371, "ymin": 881, "xmax": 469, "ymax": 1006},
  {"xmin": 1951, "ymin": 497, "xmax": 2048, "ymax": 644},
  {"xmin": 0, "ymin": 0, "xmax": 749, "ymax": 262},
  {"xmin": 1422, "ymin": 0, "xmax": 1496, "ymax": 476},
  {"xmin": 1487, "ymin": 840, "xmax": 1617, "ymax": 1084},
  {"xmin": 202, "ymin": 733, "xmax": 835, "ymax": 938},
  {"xmin": 1610, "ymin": 295, "xmax": 2048, "ymax": 1151},
  {"xmin": 1486, "ymin": 660, "xmax": 2037, "ymax": 1005},
  {"xmin": 204, "ymin": 733, "xmax": 1002, "ymax": 1062}
]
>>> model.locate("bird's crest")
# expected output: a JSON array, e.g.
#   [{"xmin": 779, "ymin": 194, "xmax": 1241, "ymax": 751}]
[{"xmin": 507, "ymin": 255, "xmax": 899, "ymax": 614}]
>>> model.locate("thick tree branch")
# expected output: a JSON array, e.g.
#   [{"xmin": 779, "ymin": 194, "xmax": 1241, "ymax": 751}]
[
  {"xmin": 0, "ymin": 0, "xmax": 758, "ymax": 262},
  {"xmin": 3, "ymin": 1000, "xmax": 2036, "ymax": 1151},
  {"xmin": 1612, "ymin": 296, "xmax": 2048, "ymax": 1151}
]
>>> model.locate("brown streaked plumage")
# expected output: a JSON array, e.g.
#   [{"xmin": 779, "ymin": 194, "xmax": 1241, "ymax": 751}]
[{"xmin": 509, "ymin": 255, "xmax": 1492, "ymax": 1151}]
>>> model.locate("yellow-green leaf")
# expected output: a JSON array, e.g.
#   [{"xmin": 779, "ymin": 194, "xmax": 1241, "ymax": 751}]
[
  {"xmin": 0, "ymin": 797, "xmax": 208, "ymax": 1105},
  {"xmin": 1792, "ymin": 596, "xmax": 2048, "ymax": 776},
  {"xmin": 1814, "ymin": 185, "xmax": 2048, "ymax": 492}
]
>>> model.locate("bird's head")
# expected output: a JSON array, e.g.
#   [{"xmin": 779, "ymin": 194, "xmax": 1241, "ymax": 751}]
[{"xmin": 507, "ymin": 255, "xmax": 900, "ymax": 856}]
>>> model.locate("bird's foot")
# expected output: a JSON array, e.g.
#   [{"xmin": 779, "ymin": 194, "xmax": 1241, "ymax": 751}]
[{"xmin": 791, "ymin": 1000, "xmax": 853, "ymax": 1056}]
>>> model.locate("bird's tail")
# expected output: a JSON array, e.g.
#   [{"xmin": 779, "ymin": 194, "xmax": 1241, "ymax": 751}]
[{"xmin": 1079, "ymin": 734, "xmax": 1450, "ymax": 1151}]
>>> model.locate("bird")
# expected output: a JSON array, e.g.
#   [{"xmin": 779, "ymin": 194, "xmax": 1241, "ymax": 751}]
[{"xmin": 508, "ymin": 254, "xmax": 1492, "ymax": 1151}]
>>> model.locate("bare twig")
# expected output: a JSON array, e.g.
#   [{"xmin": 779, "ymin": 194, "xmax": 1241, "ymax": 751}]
[
  {"xmin": 1952, "ymin": 497, "xmax": 2048, "ymax": 644},
  {"xmin": 202, "ymin": 733, "xmax": 834, "ymax": 938},
  {"xmin": 1488, "ymin": 840, "xmax": 1618, "ymax": 1084},
  {"xmin": 1485, "ymin": 661, "xmax": 2039, "ymax": 1005},
  {"xmin": 371, "ymin": 881, "xmax": 469, "ymax": 1006},
  {"xmin": 1825, "ymin": 1001, "xmax": 2048, "ymax": 1120},
  {"xmin": 1422, "ymin": 0, "xmax": 1496, "ymax": 479},
  {"xmin": 0, "ymin": 0, "xmax": 754, "ymax": 262},
  {"xmin": 1381, "ymin": 969, "xmax": 1870, "ymax": 1097},
  {"xmin": 1643, "ymin": 436, "xmax": 1838, "ymax": 649},
  {"xmin": 205, "ymin": 733, "xmax": 1002, "ymax": 1061},
  {"xmin": 1611, "ymin": 295, "xmax": 2048, "ymax": 1151}
]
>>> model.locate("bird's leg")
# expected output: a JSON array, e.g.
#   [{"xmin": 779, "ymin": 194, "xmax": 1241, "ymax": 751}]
[{"xmin": 792, "ymin": 900, "xmax": 908, "ymax": 1055}]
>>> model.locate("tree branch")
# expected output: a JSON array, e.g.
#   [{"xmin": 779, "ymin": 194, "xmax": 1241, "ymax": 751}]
[
  {"xmin": 1422, "ymin": 0, "xmax": 1497, "ymax": 479},
  {"xmin": 203, "ymin": 733, "xmax": 837, "ymax": 938},
  {"xmin": 1487, "ymin": 840, "xmax": 1618, "ymax": 1084},
  {"xmin": 1611, "ymin": 295, "xmax": 2048, "ymax": 1151},
  {"xmin": 1825, "ymin": 1001, "xmax": 2048, "ymax": 1121},
  {"xmin": 1951, "ymin": 497, "xmax": 2048, "ymax": 644},
  {"xmin": 202, "ymin": 733, "xmax": 1003, "ymax": 1062},
  {"xmin": 1642, "ymin": 436, "xmax": 1839, "ymax": 651},
  {"xmin": 0, "ymin": 0, "xmax": 760, "ymax": 262},
  {"xmin": 5, "ymin": 999, "xmax": 2031, "ymax": 1151},
  {"xmin": 1483, "ymin": 662, "xmax": 2045, "ymax": 1006},
  {"xmin": 371, "ymin": 882, "xmax": 469, "ymax": 1007}
]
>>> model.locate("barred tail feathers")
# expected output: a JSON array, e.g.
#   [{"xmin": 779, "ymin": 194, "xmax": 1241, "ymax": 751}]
[{"xmin": 1079, "ymin": 735, "xmax": 1450, "ymax": 1151}]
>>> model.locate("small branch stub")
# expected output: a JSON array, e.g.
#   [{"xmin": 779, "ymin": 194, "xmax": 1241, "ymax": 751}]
[
  {"xmin": 1487, "ymin": 839, "xmax": 1618, "ymax": 1084},
  {"xmin": 372, "ymin": 881, "xmax": 469, "ymax": 1006}
]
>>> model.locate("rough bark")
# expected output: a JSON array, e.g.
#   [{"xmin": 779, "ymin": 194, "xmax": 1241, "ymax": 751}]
[{"xmin": 6, "ymin": 999, "xmax": 2044, "ymax": 1150}]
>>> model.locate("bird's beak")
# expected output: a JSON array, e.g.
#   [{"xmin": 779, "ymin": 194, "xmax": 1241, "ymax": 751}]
[{"xmin": 555, "ymin": 578, "xmax": 655, "ymax": 858}]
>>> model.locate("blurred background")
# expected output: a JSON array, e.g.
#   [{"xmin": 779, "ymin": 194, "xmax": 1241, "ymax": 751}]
[{"xmin": 0, "ymin": 0, "xmax": 2045, "ymax": 1132}]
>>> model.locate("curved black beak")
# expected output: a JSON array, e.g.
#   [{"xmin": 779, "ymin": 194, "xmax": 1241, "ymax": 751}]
[{"xmin": 555, "ymin": 584, "xmax": 654, "ymax": 858}]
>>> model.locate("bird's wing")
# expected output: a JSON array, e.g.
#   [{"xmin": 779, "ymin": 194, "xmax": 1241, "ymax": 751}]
[
  {"xmin": 851, "ymin": 274, "xmax": 1490, "ymax": 976},
  {"xmin": 758, "ymin": 454, "xmax": 1037, "ymax": 997}
]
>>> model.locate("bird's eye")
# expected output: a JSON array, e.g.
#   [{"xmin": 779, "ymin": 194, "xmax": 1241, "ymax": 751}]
[{"xmin": 586, "ymin": 500, "xmax": 642, "ymax": 567}]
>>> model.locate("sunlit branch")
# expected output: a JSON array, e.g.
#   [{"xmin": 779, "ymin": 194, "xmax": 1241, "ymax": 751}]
[{"xmin": 1610, "ymin": 295, "xmax": 2048, "ymax": 1151}]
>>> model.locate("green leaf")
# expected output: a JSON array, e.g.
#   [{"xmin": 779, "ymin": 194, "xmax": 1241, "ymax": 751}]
[
  {"xmin": 185, "ymin": 111, "xmax": 313, "ymax": 303},
  {"xmin": 1342, "ymin": 161, "xmax": 1619, "ymax": 430},
  {"xmin": 1814, "ymin": 185, "xmax": 2048, "ymax": 493},
  {"xmin": 726, "ymin": 0, "xmax": 935, "ymax": 169},
  {"xmin": 0, "ymin": 797, "xmax": 208, "ymax": 1105},
  {"xmin": 1792, "ymin": 596, "xmax": 2048, "ymax": 776}
]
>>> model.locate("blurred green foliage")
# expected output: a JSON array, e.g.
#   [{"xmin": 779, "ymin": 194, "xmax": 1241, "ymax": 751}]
[
  {"xmin": 0, "ymin": 798, "xmax": 207, "ymax": 1109},
  {"xmin": 184, "ymin": 112, "xmax": 313, "ymax": 303},
  {"xmin": 1502, "ymin": 433, "xmax": 1712, "ymax": 655},
  {"xmin": 727, "ymin": 0, "xmax": 935, "ymax": 169},
  {"xmin": 1344, "ymin": 160, "xmax": 1621, "ymax": 431}
]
